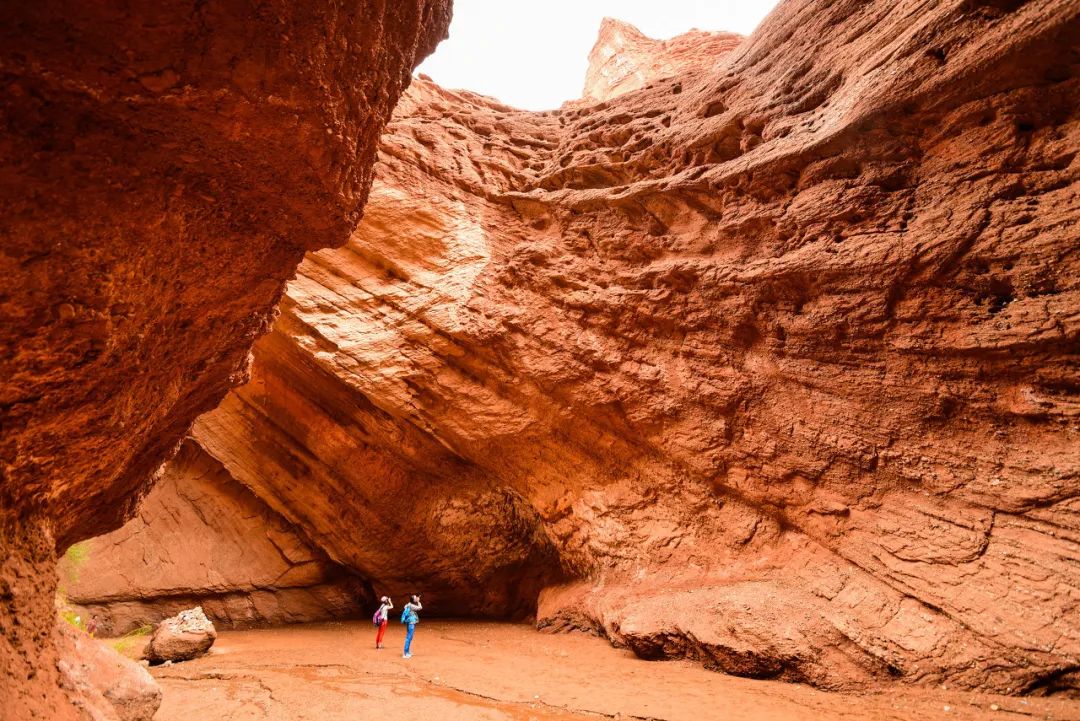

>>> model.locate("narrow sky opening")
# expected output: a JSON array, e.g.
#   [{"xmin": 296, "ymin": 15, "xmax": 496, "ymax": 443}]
[{"xmin": 416, "ymin": 0, "xmax": 780, "ymax": 111}]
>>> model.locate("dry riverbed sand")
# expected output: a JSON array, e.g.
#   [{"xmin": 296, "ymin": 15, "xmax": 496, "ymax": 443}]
[{"xmin": 137, "ymin": 620, "xmax": 1080, "ymax": 721}]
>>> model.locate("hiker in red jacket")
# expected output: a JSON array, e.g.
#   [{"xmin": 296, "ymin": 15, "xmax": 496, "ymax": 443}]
[{"xmin": 373, "ymin": 596, "xmax": 393, "ymax": 649}]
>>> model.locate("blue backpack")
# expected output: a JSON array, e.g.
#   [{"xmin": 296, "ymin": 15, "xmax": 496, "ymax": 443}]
[{"xmin": 401, "ymin": 605, "xmax": 417, "ymax": 625}]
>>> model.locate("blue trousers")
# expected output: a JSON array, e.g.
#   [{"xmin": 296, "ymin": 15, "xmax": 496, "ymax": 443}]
[{"xmin": 404, "ymin": 623, "xmax": 416, "ymax": 654}]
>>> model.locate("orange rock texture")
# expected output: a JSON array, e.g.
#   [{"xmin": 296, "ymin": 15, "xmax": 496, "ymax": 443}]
[
  {"xmin": 59, "ymin": 442, "xmax": 365, "ymax": 636},
  {"xmin": 0, "ymin": 1, "xmax": 449, "ymax": 718},
  {"xmin": 188, "ymin": 0, "xmax": 1079, "ymax": 694}
]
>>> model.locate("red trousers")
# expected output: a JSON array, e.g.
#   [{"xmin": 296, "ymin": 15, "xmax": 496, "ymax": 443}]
[{"xmin": 376, "ymin": 619, "xmax": 388, "ymax": 646}]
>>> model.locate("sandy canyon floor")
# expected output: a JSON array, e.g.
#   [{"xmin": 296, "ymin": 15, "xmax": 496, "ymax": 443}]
[{"xmin": 137, "ymin": 621, "xmax": 1080, "ymax": 721}]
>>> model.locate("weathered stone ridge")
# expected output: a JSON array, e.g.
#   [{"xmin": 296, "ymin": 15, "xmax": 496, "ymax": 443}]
[
  {"xmin": 0, "ymin": 1, "xmax": 450, "ymax": 718},
  {"xmin": 188, "ymin": 0, "xmax": 1079, "ymax": 694},
  {"xmin": 582, "ymin": 17, "xmax": 743, "ymax": 102},
  {"xmin": 59, "ymin": 442, "xmax": 365, "ymax": 636}
]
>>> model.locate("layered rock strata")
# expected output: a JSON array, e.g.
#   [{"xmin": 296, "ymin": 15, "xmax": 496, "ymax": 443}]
[
  {"xmin": 59, "ymin": 442, "xmax": 364, "ymax": 635},
  {"xmin": 188, "ymin": 0, "xmax": 1079, "ymax": 694},
  {"xmin": 0, "ymin": 1, "xmax": 450, "ymax": 718}
]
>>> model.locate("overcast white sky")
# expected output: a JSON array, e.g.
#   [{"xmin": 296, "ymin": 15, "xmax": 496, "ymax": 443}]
[{"xmin": 416, "ymin": 1, "xmax": 780, "ymax": 110}]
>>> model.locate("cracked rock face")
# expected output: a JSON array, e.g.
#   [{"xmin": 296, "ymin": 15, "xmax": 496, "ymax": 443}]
[
  {"xmin": 178, "ymin": 0, "xmax": 1078, "ymax": 694},
  {"xmin": 0, "ymin": 0, "xmax": 449, "ymax": 718}
]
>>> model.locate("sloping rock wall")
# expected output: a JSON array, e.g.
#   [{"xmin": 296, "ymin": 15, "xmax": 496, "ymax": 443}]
[
  {"xmin": 0, "ymin": 1, "xmax": 450, "ymax": 718},
  {"xmin": 189, "ymin": 0, "xmax": 1079, "ymax": 694},
  {"xmin": 59, "ymin": 442, "xmax": 365, "ymax": 635}
]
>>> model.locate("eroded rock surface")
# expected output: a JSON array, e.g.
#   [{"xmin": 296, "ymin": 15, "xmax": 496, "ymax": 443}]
[
  {"xmin": 0, "ymin": 0, "xmax": 449, "ymax": 718},
  {"xmin": 59, "ymin": 441, "xmax": 364, "ymax": 635},
  {"xmin": 187, "ymin": 0, "xmax": 1079, "ymax": 694}
]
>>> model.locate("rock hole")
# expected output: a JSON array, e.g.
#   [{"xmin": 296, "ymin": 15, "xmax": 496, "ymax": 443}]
[
  {"xmin": 703, "ymin": 100, "xmax": 727, "ymax": 118},
  {"xmin": 732, "ymin": 320, "xmax": 763, "ymax": 347},
  {"xmin": 987, "ymin": 293, "xmax": 1013, "ymax": 314}
]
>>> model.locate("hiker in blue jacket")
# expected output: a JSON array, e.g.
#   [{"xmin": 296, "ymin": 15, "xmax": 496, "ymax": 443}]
[{"xmin": 401, "ymin": 594, "xmax": 422, "ymax": 658}]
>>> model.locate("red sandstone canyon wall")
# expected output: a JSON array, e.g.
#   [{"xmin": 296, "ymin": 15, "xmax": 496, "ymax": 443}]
[
  {"xmin": 10, "ymin": 0, "xmax": 1079, "ymax": 707},
  {"xmin": 182, "ymin": 0, "xmax": 1079, "ymax": 694},
  {"xmin": 0, "ymin": 1, "xmax": 450, "ymax": 718},
  {"xmin": 59, "ymin": 441, "xmax": 365, "ymax": 636}
]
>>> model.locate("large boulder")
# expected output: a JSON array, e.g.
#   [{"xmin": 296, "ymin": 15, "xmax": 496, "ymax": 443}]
[
  {"xmin": 55, "ymin": 621, "xmax": 161, "ymax": 721},
  {"xmin": 145, "ymin": 607, "xmax": 217, "ymax": 664}
]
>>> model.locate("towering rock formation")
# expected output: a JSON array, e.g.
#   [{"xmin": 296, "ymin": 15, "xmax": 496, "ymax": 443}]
[
  {"xmin": 185, "ymin": 0, "xmax": 1078, "ymax": 694},
  {"xmin": 0, "ymin": 1, "xmax": 450, "ymax": 718},
  {"xmin": 583, "ymin": 18, "xmax": 742, "ymax": 102}
]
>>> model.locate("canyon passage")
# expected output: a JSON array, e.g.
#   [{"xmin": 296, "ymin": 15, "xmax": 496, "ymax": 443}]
[{"xmin": 3, "ymin": 0, "xmax": 1080, "ymax": 720}]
